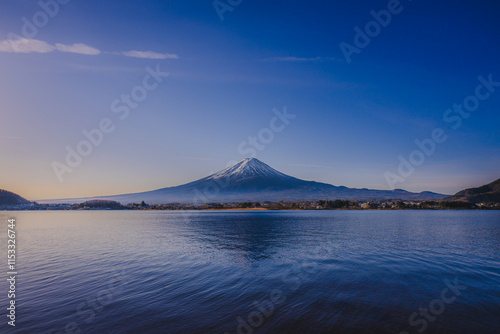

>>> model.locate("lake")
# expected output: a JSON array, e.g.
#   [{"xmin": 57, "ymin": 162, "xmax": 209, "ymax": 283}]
[{"xmin": 0, "ymin": 210, "xmax": 499, "ymax": 333}]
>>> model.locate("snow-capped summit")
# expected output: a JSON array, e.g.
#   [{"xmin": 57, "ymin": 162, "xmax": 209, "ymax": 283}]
[
  {"xmin": 206, "ymin": 158, "xmax": 292, "ymax": 182},
  {"xmin": 190, "ymin": 157, "xmax": 307, "ymax": 193}
]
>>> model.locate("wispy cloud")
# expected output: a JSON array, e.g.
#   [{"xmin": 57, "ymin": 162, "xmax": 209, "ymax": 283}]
[
  {"xmin": 55, "ymin": 43, "xmax": 101, "ymax": 55},
  {"xmin": 263, "ymin": 56, "xmax": 343, "ymax": 62},
  {"xmin": 0, "ymin": 38, "xmax": 54, "ymax": 53},
  {"xmin": 0, "ymin": 38, "xmax": 99, "ymax": 55},
  {"xmin": 121, "ymin": 50, "xmax": 179, "ymax": 60},
  {"xmin": 0, "ymin": 38, "xmax": 177, "ymax": 60}
]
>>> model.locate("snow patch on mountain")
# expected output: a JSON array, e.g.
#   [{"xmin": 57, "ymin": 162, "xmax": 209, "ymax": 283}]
[{"xmin": 205, "ymin": 158, "xmax": 293, "ymax": 182}]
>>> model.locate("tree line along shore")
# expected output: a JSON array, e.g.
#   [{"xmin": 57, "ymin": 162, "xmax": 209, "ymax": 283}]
[{"xmin": 2, "ymin": 199, "xmax": 499, "ymax": 211}]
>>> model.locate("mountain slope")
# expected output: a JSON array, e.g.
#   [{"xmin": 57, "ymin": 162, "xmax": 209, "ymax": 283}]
[
  {"xmin": 40, "ymin": 158, "xmax": 446, "ymax": 204},
  {"xmin": 444, "ymin": 178, "xmax": 500, "ymax": 203},
  {"xmin": 0, "ymin": 189, "xmax": 30, "ymax": 206},
  {"xmin": 178, "ymin": 158, "xmax": 322, "ymax": 192}
]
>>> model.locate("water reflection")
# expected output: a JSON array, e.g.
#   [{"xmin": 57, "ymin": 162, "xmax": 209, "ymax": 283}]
[{"xmin": 0, "ymin": 210, "xmax": 498, "ymax": 334}]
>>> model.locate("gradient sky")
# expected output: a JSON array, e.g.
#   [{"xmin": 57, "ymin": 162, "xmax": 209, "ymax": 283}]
[{"xmin": 1, "ymin": 0, "xmax": 499, "ymax": 200}]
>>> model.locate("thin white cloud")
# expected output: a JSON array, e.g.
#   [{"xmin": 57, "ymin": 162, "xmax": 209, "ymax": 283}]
[
  {"xmin": 121, "ymin": 50, "xmax": 179, "ymax": 60},
  {"xmin": 268, "ymin": 56, "xmax": 321, "ymax": 62},
  {"xmin": 55, "ymin": 43, "xmax": 101, "ymax": 55},
  {"xmin": 0, "ymin": 38, "xmax": 177, "ymax": 60},
  {"xmin": 0, "ymin": 38, "xmax": 54, "ymax": 53}
]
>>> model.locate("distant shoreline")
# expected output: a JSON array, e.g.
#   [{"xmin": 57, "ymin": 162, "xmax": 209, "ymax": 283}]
[
  {"xmin": 2, "ymin": 207, "xmax": 499, "ymax": 212},
  {"xmin": 2, "ymin": 198, "xmax": 499, "ymax": 211}
]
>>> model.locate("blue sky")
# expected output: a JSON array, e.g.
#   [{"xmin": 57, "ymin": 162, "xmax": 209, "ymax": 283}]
[{"xmin": 0, "ymin": 0, "xmax": 499, "ymax": 200}]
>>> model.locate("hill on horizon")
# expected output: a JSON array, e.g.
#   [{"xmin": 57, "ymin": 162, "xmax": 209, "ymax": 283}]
[
  {"xmin": 0, "ymin": 189, "xmax": 30, "ymax": 206},
  {"xmin": 39, "ymin": 158, "xmax": 447, "ymax": 204},
  {"xmin": 444, "ymin": 178, "xmax": 500, "ymax": 203}
]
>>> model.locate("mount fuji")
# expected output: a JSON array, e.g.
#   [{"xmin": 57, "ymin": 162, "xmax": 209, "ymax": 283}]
[{"xmin": 42, "ymin": 158, "xmax": 446, "ymax": 204}]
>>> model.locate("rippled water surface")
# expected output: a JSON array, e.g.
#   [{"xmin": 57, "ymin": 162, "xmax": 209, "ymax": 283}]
[{"xmin": 0, "ymin": 210, "xmax": 499, "ymax": 334}]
